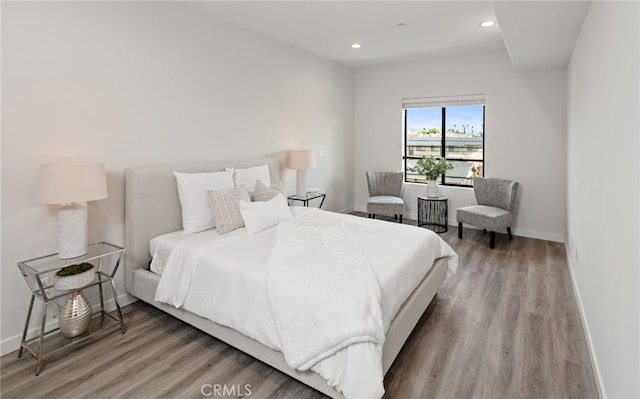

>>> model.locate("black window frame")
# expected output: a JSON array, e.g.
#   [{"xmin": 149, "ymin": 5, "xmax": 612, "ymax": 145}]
[{"xmin": 403, "ymin": 104, "xmax": 485, "ymax": 187}]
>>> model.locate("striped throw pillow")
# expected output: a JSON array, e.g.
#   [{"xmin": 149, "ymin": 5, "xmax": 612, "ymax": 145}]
[
  {"xmin": 208, "ymin": 186, "xmax": 251, "ymax": 234},
  {"xmin": 253, "ymin": 179, "xmax": 287, "ymax": 202}
]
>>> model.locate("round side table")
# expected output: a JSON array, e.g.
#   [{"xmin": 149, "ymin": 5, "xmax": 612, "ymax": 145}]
[{"xmin": 417, "ymin": 194, "xmax": 448, "ymax": 233}]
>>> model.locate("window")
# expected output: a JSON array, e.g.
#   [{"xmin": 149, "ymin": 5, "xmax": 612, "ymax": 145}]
[{"xmin": 403, "ymin": 95, "xmax": 485, "ymax": 186}]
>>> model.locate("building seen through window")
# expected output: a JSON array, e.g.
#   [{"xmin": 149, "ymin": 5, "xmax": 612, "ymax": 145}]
[{"xmin": 403, "ymin": 101, "xmax": 484, "ymax": 186}]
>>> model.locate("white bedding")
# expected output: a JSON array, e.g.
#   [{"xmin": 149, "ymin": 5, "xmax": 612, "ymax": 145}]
[
  {"xmin": 150, "ymin": 230, "xmax": 188, "ymax": 275},
  {"xmin": 267, "ymin": 218, "xmax": 385, "ymax": 368},
  {"xmin": 153, "ymin": 207, "xmax": 457, "ymax": 398}
]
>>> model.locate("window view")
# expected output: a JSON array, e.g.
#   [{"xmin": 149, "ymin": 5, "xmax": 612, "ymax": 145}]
[{"xmin": 404, "ymin": 103, "xmax": 484, "ymax": 186}]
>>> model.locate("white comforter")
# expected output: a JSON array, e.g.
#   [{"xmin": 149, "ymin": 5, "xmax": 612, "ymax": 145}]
[
  {"xmin": 267, "ymin": 218, "xmax": 384, "ymax": 370},
  {"xmin": 154, "ymin": 208, "xmax": 457, "ymax": 398}
]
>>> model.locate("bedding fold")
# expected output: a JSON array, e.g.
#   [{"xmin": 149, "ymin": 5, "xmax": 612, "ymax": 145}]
[
  {"xmin": 154, "ymin": 230, "xmax": 241, "ymax": 308},
  {"xmin": 267, "ymin": 219, "xmax": 385, "ymax": 371}
]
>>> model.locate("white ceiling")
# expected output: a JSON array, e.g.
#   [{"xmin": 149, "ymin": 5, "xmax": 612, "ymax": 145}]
[
  {"xmin": 182, "ymin": 1, "xmax": 591, "ymax": 71},
  {"xmin": 493, "ymin": 1, "xmax": 591, "ymax": 71}
]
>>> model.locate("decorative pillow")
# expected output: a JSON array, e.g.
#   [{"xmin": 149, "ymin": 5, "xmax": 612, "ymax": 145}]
[
  {"xmin": 174, "ymin": 170, "xmax": 234, "ymax": 234},
  {"xmin": 239, "ymin": 193, "xmax": 292, "ymax": 235},
  {"xmin": 225, "ymin": 164, "xmax": 270, "ymax": 191},
  {"xmin": 208, "ymin": 186, "xmax": 251, "ymax": 234},
  {"xmin": 253, "ymin": 179, "xmax": 287, "ymax": 202}
]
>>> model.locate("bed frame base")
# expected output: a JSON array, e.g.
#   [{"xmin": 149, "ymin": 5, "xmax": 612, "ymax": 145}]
[{"xmin": 131, "ymin": 259, "xmax": 446, "ymax": 398}]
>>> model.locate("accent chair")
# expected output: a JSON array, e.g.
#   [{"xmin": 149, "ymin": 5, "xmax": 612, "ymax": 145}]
[
  {"xmin": 457, "ymin": 176, "xmax": 519, "ymax": 249},
  {"xmin": 366, "ymin": 171, "xmax": 405, "ymax": 223}
]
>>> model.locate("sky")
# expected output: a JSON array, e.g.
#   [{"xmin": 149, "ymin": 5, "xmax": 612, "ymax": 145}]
[{"xmin": 406, "ymin": 105, "xmax": 484, "ymax": 134}]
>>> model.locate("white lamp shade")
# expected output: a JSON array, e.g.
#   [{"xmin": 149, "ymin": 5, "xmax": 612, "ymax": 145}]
[
  {"xmin": 288, "ymin": 149, "xmax": 315, "ymax": 171},
  {"xmin": 37, "ymin": 162, "xmax": 108, "ymax": 204}
]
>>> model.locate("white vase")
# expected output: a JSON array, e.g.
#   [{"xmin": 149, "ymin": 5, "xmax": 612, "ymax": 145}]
[{"xmin": 426, "ymin": 180, "xmax": 439, "ymax": 198}]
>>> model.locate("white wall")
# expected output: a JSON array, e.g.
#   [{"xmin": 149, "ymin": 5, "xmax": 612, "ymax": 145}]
[
  {"xmin": 1, "ymin": 2, "xmax": 354, "ymax": 354},
  {"xmin": 354, "ymin": 50, "xmax": 566, "ymax": 242},
  {"xmin": 566, "ymin": 2, "xmax": 640, "ymax": 398}
]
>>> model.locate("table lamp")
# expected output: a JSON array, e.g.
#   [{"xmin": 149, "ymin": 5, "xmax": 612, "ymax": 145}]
[
  {"xmin": 288, "ymin": 149, "xmax": 315, "ymax": 196},
  {"xmin": 37, "ymin": 161, "xmax": 108, "ymax": 259}
]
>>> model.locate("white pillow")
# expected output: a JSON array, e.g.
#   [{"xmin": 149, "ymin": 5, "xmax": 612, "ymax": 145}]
[
  {"xmin": 174, "ymin": 170, "xmax": 234, "ymax": 234},
  {"xmin": 226, "ymin": 164, "xmax": 270, "ymax": 191},
  {"xmin": 239, "ymin": 193, "xmax": 292, "ymax": 234}
]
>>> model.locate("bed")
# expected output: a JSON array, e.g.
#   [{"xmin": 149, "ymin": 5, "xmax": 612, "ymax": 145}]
[{"xmin": 124, "ymin": 156, "xmax": 456, "ymax": 398}]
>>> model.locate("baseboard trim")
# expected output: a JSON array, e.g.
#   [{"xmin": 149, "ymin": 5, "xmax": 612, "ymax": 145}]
[
  {"xmin": 354, "ymin": 205, "xmax": 564, "ymax": 242},
  {"xmin": 564, "ymin": 245, "xmax": 606, "ymax": 399},
  {"xmin": 0, "ymin": 293, "xmax": 138, "ymax": 357}
]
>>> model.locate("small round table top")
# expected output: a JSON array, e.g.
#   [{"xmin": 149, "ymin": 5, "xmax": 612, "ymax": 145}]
[{"xmin": 417, "ymin": 194, "xmax": 448, "ymax": 201}]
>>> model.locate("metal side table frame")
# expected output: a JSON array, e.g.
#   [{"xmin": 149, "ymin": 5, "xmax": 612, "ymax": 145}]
[
  {"xmin": 287, "ymin": 193, "xmax": 326, "ymax": 208},
  {"xmin": 17, "ymin": 242, "xmax": 126, "ymax": 375},
  {"xmin": 417, "ymin": 194, "xmax": 448, "ymax": 233}
]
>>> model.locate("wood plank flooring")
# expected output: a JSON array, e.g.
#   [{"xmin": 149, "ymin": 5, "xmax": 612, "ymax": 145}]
[{"xmin": 1, "ymin": 214, "xmax": 599, "ymax": 399}]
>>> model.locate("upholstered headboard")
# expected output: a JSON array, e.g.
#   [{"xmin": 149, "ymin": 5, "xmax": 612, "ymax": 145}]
[{"xmin": 124, "ymin": 157, "xmax": 282, "ymax": 294}]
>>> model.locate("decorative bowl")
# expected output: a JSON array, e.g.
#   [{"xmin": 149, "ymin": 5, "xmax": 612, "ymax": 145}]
[{"xmin": 54, "ymin": 263, "xmax": 95, "ymax": 291}]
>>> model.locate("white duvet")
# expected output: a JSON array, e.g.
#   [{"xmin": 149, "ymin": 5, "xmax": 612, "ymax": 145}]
[
  {"xmin": 267, "ymin": 218, "xmax": 384, "ymax": 371},
  {"xmin": 154, "ymin": 207, "xmax": 457, "ymax": 398}
]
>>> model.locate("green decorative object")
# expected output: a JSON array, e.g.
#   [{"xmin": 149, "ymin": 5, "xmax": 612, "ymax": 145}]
[
  {"xmin": 56, "ymin": 262, "xmax": 93, "ymax": 277},
  {"xmin": 414, "ymin": 156, "xmax": 453, "ymax": 181},
  {"xmin": 54, "ymin": 263, "xmax": 95, "ymax": 291}
]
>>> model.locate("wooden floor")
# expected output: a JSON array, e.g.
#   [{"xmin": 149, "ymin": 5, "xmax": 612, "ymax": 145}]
[{"xmin": 1, "ymin": 214, "xmax": 599, "ymax": 399}]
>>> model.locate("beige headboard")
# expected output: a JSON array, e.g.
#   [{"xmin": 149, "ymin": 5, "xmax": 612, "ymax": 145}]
[{"xmin": 124, "ymin": 156, "xmax": 282, "ymax": 295}]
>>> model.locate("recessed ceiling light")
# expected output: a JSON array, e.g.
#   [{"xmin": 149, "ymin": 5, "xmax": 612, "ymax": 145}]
[
  {"xmin": 351, "ymin": 43, "xmax": 362, "ymax": 49},
  {"xmin": 480, "ymin": 20, "xmax": 496, "ymax": 27}
]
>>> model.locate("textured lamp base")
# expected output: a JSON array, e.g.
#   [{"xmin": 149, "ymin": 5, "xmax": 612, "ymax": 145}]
[
  {"xmin": 58, "ymin": 202, "xmax": 87, "ymax": 259},
  {"xmin": 296, "ymin": 170, "xmax": 308, "ymax": 197}
]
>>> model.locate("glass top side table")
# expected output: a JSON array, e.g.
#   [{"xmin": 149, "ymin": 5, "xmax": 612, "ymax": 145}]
[
  {"xmin": 287, "ymin": 192, "xmax": 326, "ymax": 208},
  {"xmin": 17, "ymin": 241, "xmax": 126, "ymax": 375}
]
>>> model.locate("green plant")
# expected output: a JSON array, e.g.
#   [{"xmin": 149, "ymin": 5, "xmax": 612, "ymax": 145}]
[
  {"xmin": 415, "ymin": 156, "xmax": 453, "ymax": 181},
  {"xmin": 56, "ymin": 262, "xmax": 93, "ymax": 277},
  {"xmin": 419, "ymin": 128, "xmax": 441, "ymax": 136}
]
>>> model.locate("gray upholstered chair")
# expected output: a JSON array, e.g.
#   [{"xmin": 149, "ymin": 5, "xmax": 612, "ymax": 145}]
[
  {"xmin": 457, "ymin": 177, "xmax": 519, "ymax": 249},
  {"xmin": 366, "ymin": 172, "xmax": 404, "ymax": 223}
]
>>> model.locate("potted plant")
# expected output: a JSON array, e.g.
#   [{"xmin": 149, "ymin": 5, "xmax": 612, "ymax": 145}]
[
  {"xmin": 54, "ymin": 262, "xmax": 95, "ymax": 291},
  {"xmin": 414, "ymin": 156, "xmax": 453, "ymax": 197}
]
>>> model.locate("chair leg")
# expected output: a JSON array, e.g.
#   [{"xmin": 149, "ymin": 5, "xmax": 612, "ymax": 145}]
[
  {"xmin": 507, "ymin": 227, "xmax": 513, "ymax": 240},
  {"xmin": 399, "ymin": 215, "xmax": 403, "ymax": 224},
  {"xmin": 483, "ymin": 229, "xmax": 487, "ymax": 234},
  {"xmin": 490, "ymin": 231, "xmax": 496, "ymax": 249},
  {"xmin": 371, "ymin": 214, "xmax": 375, "ymax": 219},
  {"xmin": 394, "ymin": 215, "xmax": 398, "ymax": 221},
  {"xmin": 458, "ymin": 222, "xmax": 463, "ymax": 239}
]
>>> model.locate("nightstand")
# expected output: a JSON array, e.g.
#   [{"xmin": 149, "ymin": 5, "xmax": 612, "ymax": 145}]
[
  {"xmin": 17, "ymin": 242, "xmax": 126, "ymax": 375},
  {"xmin": 417, "ymin": 195, "xmax": 448, "ymax": 233},
  {"xmin": 287, "ymin": 193, "xmax": 326, "ymax": 208}
]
